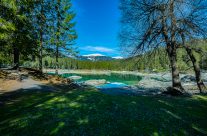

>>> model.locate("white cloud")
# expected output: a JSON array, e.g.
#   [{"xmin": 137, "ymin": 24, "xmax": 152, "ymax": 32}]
[
  {"xmin": 83, "ymin": 53, "xmax": 105, "ymax": 57},
  {"xmin": 112, "ymin": 56, "xmax": 123, "ymax": 59},
  {"xmin": 81, "ymin": 46, "xmax": 116, "ymax": 53}
]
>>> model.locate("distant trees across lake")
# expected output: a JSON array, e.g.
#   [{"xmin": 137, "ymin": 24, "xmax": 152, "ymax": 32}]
[{"xmin": 11, "ymin": 42, "xmax": 206, "ymax": 72}]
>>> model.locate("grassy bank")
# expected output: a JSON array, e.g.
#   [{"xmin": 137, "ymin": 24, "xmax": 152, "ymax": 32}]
[{"xmin": 0, "ymin": 86, "xmax": 207, "ymax": 136}]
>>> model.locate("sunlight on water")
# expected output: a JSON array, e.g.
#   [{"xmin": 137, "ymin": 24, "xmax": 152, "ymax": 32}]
[{"xmin": 97, "ymin": 82, "xmax": 128, "ymax": 89}]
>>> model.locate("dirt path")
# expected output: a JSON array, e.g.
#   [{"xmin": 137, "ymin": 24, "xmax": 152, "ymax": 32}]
[{"xmin": 0, "ymin": 77, "xmax": 55, "ymax": 93}]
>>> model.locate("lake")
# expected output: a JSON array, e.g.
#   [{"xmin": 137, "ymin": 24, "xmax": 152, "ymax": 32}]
[{"xmin": 59, "ymin": 73, "xmax": 142, "ymax": 88}]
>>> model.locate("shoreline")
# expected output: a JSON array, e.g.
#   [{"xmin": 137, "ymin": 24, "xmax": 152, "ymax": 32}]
[
  {"xmin": 43, "ymin": 69, "xmax": 207, "ymax": 81},
  {"xmin": 1, "ymin": 68, "xmax": 206, "ymax": 95},
  {"xmin": 44, "ymin": 69, "xmax": 167, "ymax": 76},
  {"xmin": 44, "ymin": 68, "xmax": 207, "ymax": 78},
  {"xmin": 44, "ymin": 69, "xmax": 207, "ymax": 94}
]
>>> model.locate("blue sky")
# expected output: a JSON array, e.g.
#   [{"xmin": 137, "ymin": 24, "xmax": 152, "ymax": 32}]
[{"xmin": 72, "ymin": 0, "xmax": 121, "ymax": 57}]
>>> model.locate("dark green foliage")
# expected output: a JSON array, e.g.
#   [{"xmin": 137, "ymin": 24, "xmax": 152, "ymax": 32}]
[
  {"xmin": 32, "ymin": 0, "xmax": 54, "ymax": 71},
  {"xmin": 0, "ymin": 0, "xmax": 38, "ymax": 68},
  {"xmin": 0, "ymin": 0, "xmax": 77, "ymax": 69}
]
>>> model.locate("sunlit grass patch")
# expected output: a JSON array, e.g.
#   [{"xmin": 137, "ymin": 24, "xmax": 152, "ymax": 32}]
[{"xmin": 0, "ymin": 88, "xmax": 207, "ymax": 135}]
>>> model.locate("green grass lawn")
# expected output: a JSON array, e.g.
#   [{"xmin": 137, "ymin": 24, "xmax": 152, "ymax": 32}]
[{"xmin": 0, "ymin": 87, "xmax": 207, "ymax": 136}]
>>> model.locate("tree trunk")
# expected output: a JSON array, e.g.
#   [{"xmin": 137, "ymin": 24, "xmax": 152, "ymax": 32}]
[
  {"xmin": 55, "ymin": 0, "xmax": 60, "ymax": 75},
  {"xmin": 12, "ymin": 46, "xmax": 20, "ymax": 70},
  {"xmin": 39, "ymin": 2, "xmax": 43, "ymax": 72},
  {"xmin": 185, "ymin": 47, "xmax": 206, "ymax": 93},
  {"xmin": 180, "ymin": 33, "xmax": 206, "ymax": 93},
  {"xmin": 166, "ymin": 46, "xmax": 185, "ymax": 95},
  {"xmin": 55, "ymin": 46, "xmax": 59, "ymax": 75},
  {"xmin": 39, "ymin": 31, "xmax": 43, "ymax": 72}
]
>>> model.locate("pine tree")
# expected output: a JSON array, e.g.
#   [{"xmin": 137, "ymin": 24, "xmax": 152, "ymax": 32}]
[
  {"xmin": 50, "ymin": 0, "xmax": 77, "ymax": 74},
  {"xmin": 32, "ymin": 0, "xmax": 54, "ymax": 72}
]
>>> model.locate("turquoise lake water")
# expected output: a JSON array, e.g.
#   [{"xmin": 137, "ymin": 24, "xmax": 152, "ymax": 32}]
[
  {"xmin": 47, "ymin": 72, "xmax": 142, "ymax": 88},
  {"xmin": 61, "ymin": 73, "xmax": 142, "ymax": 85}
]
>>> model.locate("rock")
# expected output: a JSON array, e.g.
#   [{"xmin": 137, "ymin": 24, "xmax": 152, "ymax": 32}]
[
  {"xmin": 202, "ymin": 73, "xmax": 207, "ymax": 82},
  {"xmin": 69, "ymin": 82, "xmax": 81, "ymax": 89},
  {"xmin": 6, "ymin": 73, "xmax": 20, "ymax": 80},
  {"xmin": 181, "ymin": 75, "xmax": 196, "ymax": 83},
  {"xmin": 61, "ymin": 78, "xmax": 72, "ymax": 84},
  {"xmin": 163, "ymin": 87, "xmax": 185, "ymax": 96},
  {"xmin": 138, "ymin": 77, "xmax": 170, "ymax": 88},
  {"xmin": 84, "ymin": 79, "xmax": 107, "ymax": 86},
  {"xmin": 68, "ymin": 76, "xmax": 82, "ymax": 80},
  {"xmin": 0, "ymin": 70, "xmax": 9, "ymax": 78}
]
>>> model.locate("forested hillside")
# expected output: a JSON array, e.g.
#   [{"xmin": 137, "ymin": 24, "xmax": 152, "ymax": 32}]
[{"xmin": 1, "ymin": 40, "xmax": 204, "ymax": 72}]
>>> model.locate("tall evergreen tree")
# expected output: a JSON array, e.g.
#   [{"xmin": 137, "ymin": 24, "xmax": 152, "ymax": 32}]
[
  {"xmin": 32, "ymin": 0, "xmax": 54, "ymax": 72},
  {"xmin": 51, "ymin": 0, "xmax": 77, "ymax": 74}
]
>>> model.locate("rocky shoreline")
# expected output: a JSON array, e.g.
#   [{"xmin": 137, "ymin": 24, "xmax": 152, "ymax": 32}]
[
  {"xmin": 1, "ymin": 69, "xmax": 206, "ymax": 95},
  {"xmin": 60, "ymin": 70, "xmax": 207, "ymax": 95}
]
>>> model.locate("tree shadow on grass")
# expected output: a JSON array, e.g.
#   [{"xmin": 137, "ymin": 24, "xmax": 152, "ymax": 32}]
[{"xmin": 0, "ymin": 85, "xmax": 207, "ymax": 136}]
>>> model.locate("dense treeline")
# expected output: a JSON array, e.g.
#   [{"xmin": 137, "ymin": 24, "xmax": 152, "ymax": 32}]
[
  {"xmin": 14, "ymin": 41, "xmax": 206, "ymax": 72},
  {"xmin": 1, "ymin": 40, "xmax": 206, "ymax": 72}
]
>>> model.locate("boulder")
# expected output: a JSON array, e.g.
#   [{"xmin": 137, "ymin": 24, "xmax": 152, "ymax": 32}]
[
  {"xmin": 181, "ymin": 75, "xmax": 196, "ymax": 83},
  {"xmin": 84, "ymin": 79, "xmax": 107, "ymax": 86},
  {"xmin": 163, "ymin": 87, "xmax": 185, "ymax": 96},
  {"xmin": 0, "ymin": 70, "xmax": 9, "ymax": 78},
  {"xmin": 138, "ymin": 77, "xmax": 170, "ymax": 88},
  {"xmin": 61, "ymin": 78, "xmax": 72, "ymax": 84},
  {"xmin": 69, "ymin": 82, "xmax": 81, "ymax": 89},
  {"xmin": 6, "ymin": 73, "xmax": 20, "ymax": 80},
  {"xmin": 68, "ymin": 76, "xmax": 82, "ymax": 80},
  {"xmin": 202, "ymin": 73, "xmax": 207, "ymax": 82}
]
